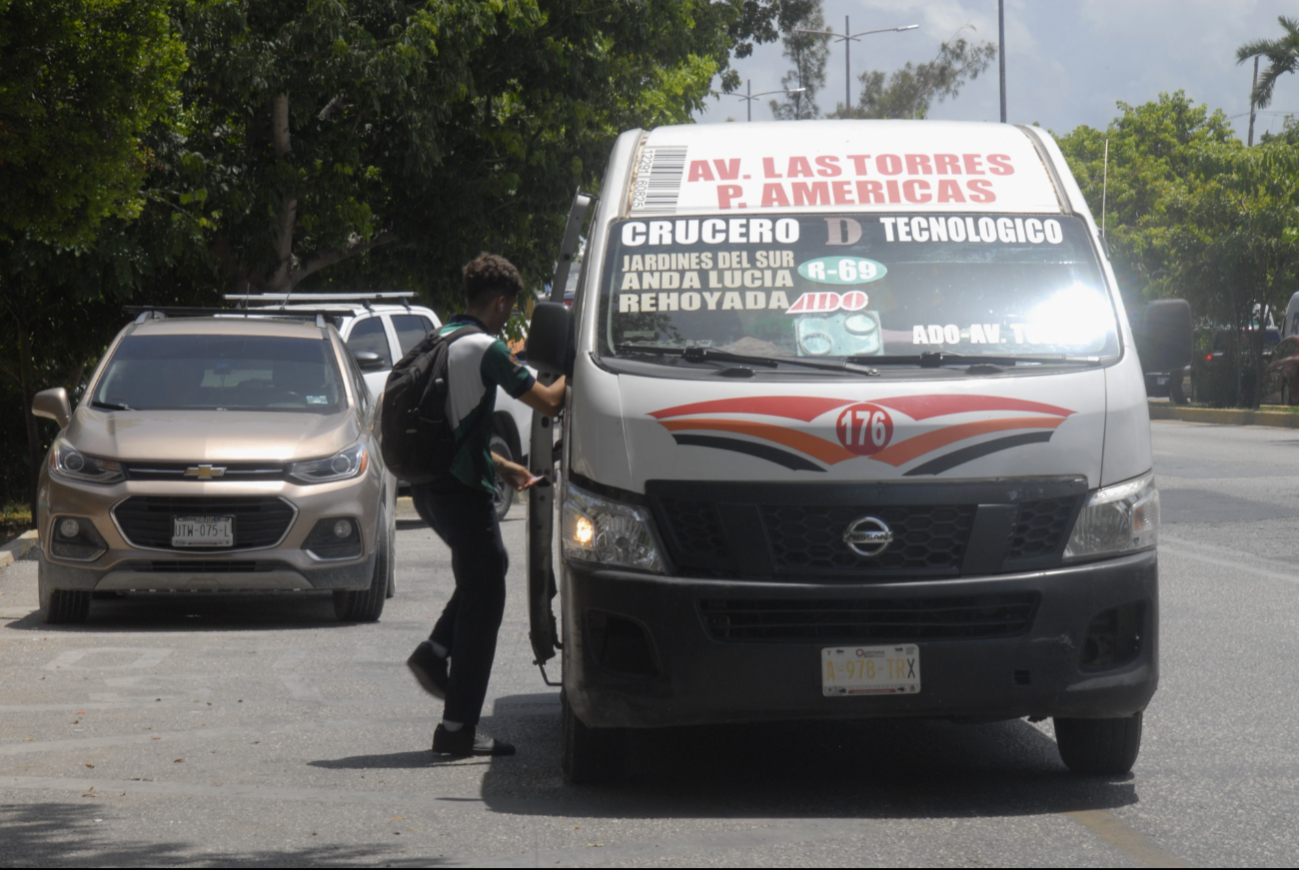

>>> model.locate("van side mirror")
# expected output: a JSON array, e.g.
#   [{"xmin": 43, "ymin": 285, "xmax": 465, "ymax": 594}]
[
  {"xmin": 32, "ymin": 387, "xmax": 72, "ymax": 429},
  {"xmin": 527, "ymin": 301, "xmax": 572, "ymax": 377},
  {"xmin": 352, "ymin": 351, "xmax": 387, "ymax": 371},
  {"xmin": 1138, "ymin": 299, "xmax": 1193, "ymax": 373}
]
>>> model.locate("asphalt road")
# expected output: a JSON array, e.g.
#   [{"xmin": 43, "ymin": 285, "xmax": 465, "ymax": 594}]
[{"xmin": 2, "ymin": 419, "xmax": 1298, "ymax": 867}]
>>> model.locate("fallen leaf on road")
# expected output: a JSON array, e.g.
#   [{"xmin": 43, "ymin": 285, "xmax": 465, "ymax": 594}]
[
  {"xmin": 173, "ymin": 758, "xmax": 185, "ymax": 763},
  {"xmin": 206, "ymin": 702, "xmax": 211, "ymax": 706},
  {"xmin": 393, "ymin": 817, "xmax": 404, "ymax": 821},
  {"xmin": 22, "ymin": 738, "xmax": 33, "ymax": 742},
  {"xmin": 85, "ymin": 763, "xmax": 94, "ymax": 768},
  {"xmin": 77, "ymin": 711, "xmax": 85, "ymax": 715},
  {"xmin": 587, "ymin": 843, "xmax": 603, "ymax": 848},
  {"xmin": 82, "ymin": 787, "xmax": 96, "ymax": 798},
  {"xmin": 150, "ymin": 736, "xmax": 160, "ymax": 740}
]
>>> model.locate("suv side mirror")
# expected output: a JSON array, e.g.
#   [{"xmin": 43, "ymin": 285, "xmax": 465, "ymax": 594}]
[
  {"xmin": 32, "ymin": 387, "xmax": 72, "ymax": 429},
  {"xmin": 1138, "ymin": 299, "xmax": 1193, "ymax": 373},
  {"xmin": 352, "ymin": 351, "xmax": 387, "ymax": 371},
  {"xmin": 527, "ymin": 301, "xmax": 572, "ymax": 377}
]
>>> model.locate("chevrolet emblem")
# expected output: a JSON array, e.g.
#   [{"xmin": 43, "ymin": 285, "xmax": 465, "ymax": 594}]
[{"xmin": 185, "ymin": 464, "xmax": 227, "ymax": 479}]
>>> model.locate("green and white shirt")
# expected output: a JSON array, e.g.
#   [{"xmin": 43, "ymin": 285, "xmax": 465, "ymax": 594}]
[{"xmin": 441, "ymin": 314, "xmax": 535, "ymax": 494}]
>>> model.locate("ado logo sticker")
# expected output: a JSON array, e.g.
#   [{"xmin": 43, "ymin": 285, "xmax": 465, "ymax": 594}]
[{"xmin": 836, "ymin": 403, "xmax": 894, "ymax": 456}]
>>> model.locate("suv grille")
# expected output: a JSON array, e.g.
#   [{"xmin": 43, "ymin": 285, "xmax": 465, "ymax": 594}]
[
  {"xmin": 700, "ymin": 593, "xmax": 1040, "ymax": 642},
  {"xmin": 123, "ymin": 462, "xmax": 284, "ymax": 482},
  {"xmin": 761, "ymin": 504, "xmax": 975, "ymax": 574},
  {"xmin": 113, "ymin": 497, "xmax": 296, "ymax": 551},
  {"xmin": 1005, "ymin": 499, "xmax": 1075, "ymax": 560},
  {"xmin": 125, "ymin": 560, "xmax": 287, "ymax": 573}
]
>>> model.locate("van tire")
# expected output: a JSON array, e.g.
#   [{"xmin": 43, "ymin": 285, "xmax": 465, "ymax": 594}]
[
  {"xmin": 38, "ymin": 559, "xmax": 90, "ymax": 624},
  {"xmin": 1054, "ymin": 711, "xmax": 1143, "ymax": 775},
  {"xmin": 490, "ymin": 433, "xmax": 514, "ymax": 521},
  {"xmin": 333, "ymin": 507, "xmax": 390, "ymax": 622},
  {"xmin": 562, "ymin": 692, "xmax": 625, "ymax": 784}
]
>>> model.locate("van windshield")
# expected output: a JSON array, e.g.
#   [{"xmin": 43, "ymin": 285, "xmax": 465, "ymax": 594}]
[
  {"xmin": 93, "ymin": 334, "xmax": 345, "ymax": 412},
  {"xmin": 597, "ymin": 213, "xmax": 1118, "ymax": 365}
]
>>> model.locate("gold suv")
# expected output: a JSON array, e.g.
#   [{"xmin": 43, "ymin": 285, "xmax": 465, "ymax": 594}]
[{"xmin": 31, "ymin": 310, "xmax": 396, "ymax": 623}]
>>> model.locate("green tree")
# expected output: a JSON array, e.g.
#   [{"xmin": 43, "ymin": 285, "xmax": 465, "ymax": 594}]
[
  {"xmin": 842, "ymin": 29, "xmax": 994, "ymax": 119},
  {"xmin": 0, "ymin": 0, "xmax": 187, "ymax": 244},
  {"xmin": 1237, "ymin": 16, "xmax": 1299, "ymax": 111},
  {"xmin": 768, "ymin": 2, "xmax": 828, "ymax": 120},
  {"xmin": 1055, "ymin": 92, "xmax": 1238, "ymax": 310}
]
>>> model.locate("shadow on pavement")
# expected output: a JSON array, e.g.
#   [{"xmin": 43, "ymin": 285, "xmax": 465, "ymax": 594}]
[
  {"xmin": 0, "ymin": 801, "xmax": 444, "ymax": 868},
  {"xmin": 471, "ymin": 692, "xmax": 1139, "ymax": 821},
  {"xmin": 3, "ymin": 592, "xmax": 353, "ymax": 634}
]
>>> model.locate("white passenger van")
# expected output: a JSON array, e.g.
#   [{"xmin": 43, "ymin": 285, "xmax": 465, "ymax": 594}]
[{"xmin": 524, "ymin": 121, "xmax": 1160, "ymax": 781}]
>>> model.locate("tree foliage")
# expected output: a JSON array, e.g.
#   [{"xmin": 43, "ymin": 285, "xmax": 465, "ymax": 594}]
[
  {"xmin": 844, "ymin": 30, "xmax": 995, "ymax": 120},
  {"xmin": 767, "ymin": 2, "xmax": 827, "ymax": 121},
  {"xmin": 0, "ymin": 0, "xmax": 187, "ymax": 244},
  {"xmin": 1237, "ymin": 15, "xmax": 1299, "ymax": 110}
]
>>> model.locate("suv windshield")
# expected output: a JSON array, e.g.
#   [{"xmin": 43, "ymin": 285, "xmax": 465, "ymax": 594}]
[
  {"xmin": 94, "ymin": 334, "xmax": 345, "ymax": 412},
  {"xmin": 598, "ymin": 213, "xmax": 1117, "ymax": 365}
]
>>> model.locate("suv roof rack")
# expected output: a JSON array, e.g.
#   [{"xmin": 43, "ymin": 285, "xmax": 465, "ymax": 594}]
[
  {"xmin": 124, "ymin": 306, "xmax": 340, "ymax": 328},
  {"xmin": 224, "ymin": 292, "xmax": 414, "ymax": 311}
]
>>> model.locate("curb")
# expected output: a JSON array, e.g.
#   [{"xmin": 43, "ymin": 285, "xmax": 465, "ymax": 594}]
[
  {"xmin": 1148, "ymin": 403, "xmax": 1299, "ymax": 429},
  {"xmin": 0, "ymin": 529, "xmax": 39, "ymax": 570},
  {"xmin": 396, "ymin": 496, "xmax": 418, "ymax": 520}
]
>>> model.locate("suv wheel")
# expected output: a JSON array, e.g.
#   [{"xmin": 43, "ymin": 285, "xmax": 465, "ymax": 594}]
[
  {"xmin": 490, "ymin": 432, "xmax": 514, "ymax": 521},
  {"xmin": 1054, "ymin": 711, "xmax": 1143, "ymax": 775},
  {"xmin": 562, "ymin": 691, "xmax": 625, "ymax": 784},
  {"xmin": 333, "ymin": 506, "xmax": 390, "ymax": 622},
  {"xmin": 38, "ymin": 557, "xmax": 90, "ymax": 624}
]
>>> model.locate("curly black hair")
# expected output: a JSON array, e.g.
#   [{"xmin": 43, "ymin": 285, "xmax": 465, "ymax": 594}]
[{"xmin": 463, "ymin": 253, "xmax": 525, "ymax": 307}]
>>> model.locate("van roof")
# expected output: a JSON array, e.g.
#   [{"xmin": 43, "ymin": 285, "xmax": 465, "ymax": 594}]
[{"xmin": 629, "ymin": 120, "xmax": 1064, "ymax": 218}]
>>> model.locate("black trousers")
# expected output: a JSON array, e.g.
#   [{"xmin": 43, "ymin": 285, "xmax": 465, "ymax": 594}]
[{"xmin": 412, "ymin": 477, "xmax": 508, "ymax": 727}]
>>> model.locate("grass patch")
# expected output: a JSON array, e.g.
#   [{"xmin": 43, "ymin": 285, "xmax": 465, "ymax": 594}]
[{"xmin": 1, "ymin": 502, "xmax": 33, "ymax": 546}]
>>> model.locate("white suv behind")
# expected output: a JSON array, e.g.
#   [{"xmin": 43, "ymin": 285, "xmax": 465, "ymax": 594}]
[{"xmin": 228, "ymin": 293, "xmax": 534, "ymax": 518}]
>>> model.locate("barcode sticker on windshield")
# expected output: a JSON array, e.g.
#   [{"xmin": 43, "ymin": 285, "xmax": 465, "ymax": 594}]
[{"xmin": 631, "ymin": 147, "xmax": 688, "ymax": 215}]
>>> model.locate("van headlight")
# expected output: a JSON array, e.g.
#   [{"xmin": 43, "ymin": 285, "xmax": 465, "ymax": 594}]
[
  {"xmin": 561, "ymin": 481, "xmax": 664, "ymax": 573},
  {"xmin": 1064, "ymin": 472, "xmax": 1159, "ymax": 561},
  {"xmin": 288, "ymin": 443, "xmax": 369, "ymax": 484},
  {"xmin": 48, "ymin": 437, "xmax": 124, "ymax": 484}
]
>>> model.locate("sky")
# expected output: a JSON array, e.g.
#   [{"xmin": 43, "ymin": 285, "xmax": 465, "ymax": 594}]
[{"xmin": 695, "ymin": 0, "xmax": 1298, "ymax": 138}]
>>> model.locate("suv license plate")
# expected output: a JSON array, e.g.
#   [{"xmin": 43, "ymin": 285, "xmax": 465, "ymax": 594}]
[
  {"xmin": 172, "ymin": 516, "xmax": 234, "ymax": 548},
  {"xmin": 822, "ymin": 645, "xmax": 920, "ymax": 696}
]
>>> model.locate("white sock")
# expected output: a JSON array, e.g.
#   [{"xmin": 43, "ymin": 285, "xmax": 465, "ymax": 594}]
[
  {"xmin": 430, "ymin": 641, "xmax": 448, "ymax": 658},
  {"xmin": 442, "ymin": 720, "xmax": 463, "ymax": 732}
]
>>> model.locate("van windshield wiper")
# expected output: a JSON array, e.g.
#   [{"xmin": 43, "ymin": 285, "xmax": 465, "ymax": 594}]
[
  {"xmin": 848, "ymin": 351, "xmax": 1102, "ymax": 368},
  {"xmin": 618, "ymin": 345, "xmax": 879, "ymax": 376},
  {"xmin": 91, "ymin": 400, "xmax": 132, "ymax": 411}
]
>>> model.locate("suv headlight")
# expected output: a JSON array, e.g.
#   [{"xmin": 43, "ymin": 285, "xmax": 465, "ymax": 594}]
[
  {"xmin": 288, "ymin": 443, "xmax": 369, "ymax": 484},
  {"xmin": 48, "ymin": 437, "xmax": 124, "ymax": 484},
  {"xmin": 1064, "ymin": 472, "xmax": 1159, "ymax": 561},
  {"xmin": 561, "ymin": 480, "xmax": 664, "ymax": 573}
]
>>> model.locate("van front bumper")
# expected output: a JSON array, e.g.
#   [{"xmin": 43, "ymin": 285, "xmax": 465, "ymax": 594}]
[{"xmin": 563, "ymin": 550, "xmax": 1158, "ymax": 729}]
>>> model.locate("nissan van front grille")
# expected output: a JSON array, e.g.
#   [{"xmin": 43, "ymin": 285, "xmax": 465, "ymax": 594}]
[
  {"xmin": 761, "ymin": 504, "xmax": 976, "ymax": 573},
  {"xmin": 1004, "ymin": 498, "xmax": 1077, "ymax": 560},
  {"xmin": 112, "ymin": 496, "xmax": 296, "ymax": 551},
  {"xmin": 699, "ymin": 593, "xmax": 1040, "ymax": 642}
]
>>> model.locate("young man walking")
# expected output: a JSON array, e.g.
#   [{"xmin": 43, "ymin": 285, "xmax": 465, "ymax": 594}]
[{"xmin": 406, "ymin": 253, "xmax": 565, "ymax": 757}]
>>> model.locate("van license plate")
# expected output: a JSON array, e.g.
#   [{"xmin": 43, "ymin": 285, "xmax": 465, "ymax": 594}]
[
  {"xmin": 822, "ymin": 645, "xmax": 920, "ymax": 696},
  {"xmin": 172, "ymin": 516, "xmax": 234, "ymax": 548}
]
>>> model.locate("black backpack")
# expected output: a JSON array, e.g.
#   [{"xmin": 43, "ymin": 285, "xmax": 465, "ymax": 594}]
[{"xmin": 379, "ymin": 325, "xmax": 481, "ymax": 484}]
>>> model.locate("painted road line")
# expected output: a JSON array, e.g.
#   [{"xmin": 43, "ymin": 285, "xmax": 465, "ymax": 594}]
[
  {"xmin": 1161, "ymin": 536, "xmax": 1299, "ymax": 587},
  {"xmin": 1066, "ymin": 810, "xmax": 1187, "ymax": 868}
]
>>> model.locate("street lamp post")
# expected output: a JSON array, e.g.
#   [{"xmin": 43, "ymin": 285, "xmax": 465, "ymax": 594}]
[
  {"xmin": 721, "ymin": 80, "xmax": 807, "ymax": 122},
  {"xmin": 796, "ymin": 17, "xmax": 918, "ymax": 117}
]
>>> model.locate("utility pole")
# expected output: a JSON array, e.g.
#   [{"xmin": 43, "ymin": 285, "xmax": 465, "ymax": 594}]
[
  {"xmin": 1248, "ymin": 56, "xmax": 1259, "ymax": 146},
  {"xmin": 721, "ymin": 82, "xmax": 806, "ymax": 121},
  {"xmin": 998, "ymin": 0, "xmax": 1007, "ymax": 123},
  {"xmin": 796, "ymin": 19, "xmax": 918, "ymax": 117}
]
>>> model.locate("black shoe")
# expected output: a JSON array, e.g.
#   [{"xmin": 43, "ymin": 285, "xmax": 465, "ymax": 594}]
[
  {"xmin": 407, "ymin": 642, "xmax": 448, "ymax": 699},
  {"xmin": 432, "ymin": 724, "xmax": 516, "ymax": 757}
]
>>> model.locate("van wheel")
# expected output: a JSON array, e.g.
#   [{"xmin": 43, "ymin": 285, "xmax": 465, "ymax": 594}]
[
  {"xmin": 1054, "ymin": 711, "xmax": 1143, "ymax": 775},
  {"xmin": 333, "ymin": 508, "xmax": 390, "ymax": 622},
  {"xmin": 562, "ymin": 691, "xmax": 625, "ymax": 784},
  {"xmin": 38, "ymin": 559, "xmax": 90, "ymax": 624},
  {"xmin": 490, "ymin": 433, "xmax": 514, "ymax": 521}
]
